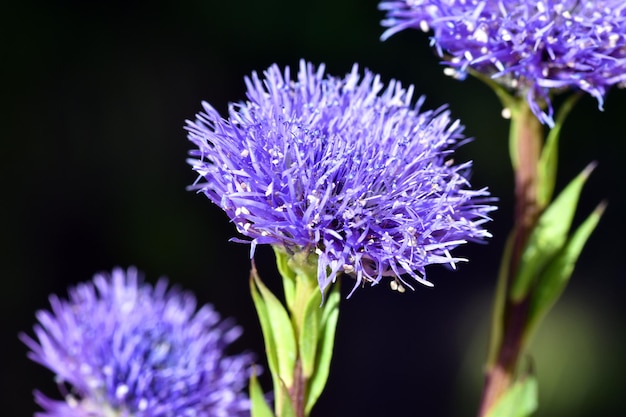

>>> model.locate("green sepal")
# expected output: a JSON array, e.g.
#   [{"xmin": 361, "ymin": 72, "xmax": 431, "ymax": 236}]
[
  {"xmin": 305, "ymin": 282, "xmax": 340, "ymax": 415},
  {"xmin": 537, "ymin": 93, "xmax": 581, "ymax": 209},
  {"xmin": 274, "ymin": 246, "xmax": 297, "ymax": 309},
  {"xmin": 511, "ymin": 162, "xmax": 596, "ymax": 301},
  {"xmin": 486, "ymin": 375, "xmax": 538, "ymax": 417},
  {"xmin": 527, "ymin": 201, "xmax": 606, "ymax": 337},
  {"xmin": 250, "ymin": 265, "xmax": 297, "ymax": 390},
  {"xmin": 299, "ymin": 286, "xmax": 323, "ymax": 378},
  {"xmin": 250, "ymin": 367, "xmax": 275, "ymax": 417}
]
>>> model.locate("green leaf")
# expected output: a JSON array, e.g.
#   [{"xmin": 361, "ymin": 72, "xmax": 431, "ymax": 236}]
[
  {"xmin": 486, "ymin": 232, "xmax": 515, "ymax": 367},
  {"xmin": 278, "ymin": 378, "xmax": 297, "ymax": 417},
  {"xmin": 528, "ymin": 202, "xmax": 606, "ymax": 336},
  {"xmin": 486, "ymin": 375, "xmax": 538, "ymax": 417},
  {"xmin": 250, "ymin": 367, "xmax": 275, "ymax": 417},
  {"xmin": 298, "ymin": 287, "xmax": 322, "ymax": 378},
  {"xmin": 250, "ymin": 269, "xmax": 280, "ymax": 388},
  {"xmin": 511, "ymin": 163, "xmax": 596, "ymax": 301},
  {"xmin": 537, "ymin": 93, "xmax": 581, "ymax": 209},
  {"xmin": 250, "ymin": 265, "xmax": 297, "ymax": 389},
  {"xmin": 305, "ymin": 282, "xmax": 340, "ymax": 415},
  {"xmin": 274, "ymin": 246, "xmax": 296, "ymax": 309}
]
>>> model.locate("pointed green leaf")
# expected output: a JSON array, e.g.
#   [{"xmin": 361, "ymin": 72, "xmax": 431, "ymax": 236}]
[
  {"xmin": 305, "ymin": 283, "xmax": 340, "ymax": 415},
  {"xmin": 251, "ymin": 266, "xmax": 297, "ymax": 389},
  {"xmin": 250, "ymin": 367, "xmax": 275, "ymax": 417},
  {"xmin": 274, "ymin": 246, "xmax": 296, "ymax": 309},
  {"xmin": 277, "ymin": 378, "xmax": 297, "ymax": 417},
  {"xmin": 537, "ymin": 93, "xmax": 581, "ymax": 209},
  {"xmin": 299, "ymin": 287, "xmax": 323, "ymax": 378},
  {"xmin": 252, "ymin": 272, "xmax": 297, "ymax": 389},
  {"xmin": 486, "ymin": 232, "xmax": 515, "ymax": 367},
  {"xmin": 486, "ymin": 375, "xmax": 538, "ymax": 417},
  {"xmin": 250, "ymin": 269, "xmax": 281, "ymax": 388},
  {"xmin": 528, "ymin": 202, "xmax": 606, "ymax": 335},
  {"xmin": 511, "ymin": 163, "xmax": 596, "ymax": 301}
]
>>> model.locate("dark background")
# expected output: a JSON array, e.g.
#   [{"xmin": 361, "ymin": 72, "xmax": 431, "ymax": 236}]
[{"xmin": 3, "ymin": 1, "xmax": 625, "ymax": 416}]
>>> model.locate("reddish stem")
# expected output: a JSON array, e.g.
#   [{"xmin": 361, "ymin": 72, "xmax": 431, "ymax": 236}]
[
  {"xmin": 478, "ymin": 103, "xmax": 542, "ymax": 416},
  {"xmin": 290, "ymin": 359, "xmax": 307, "ymax": 417}
]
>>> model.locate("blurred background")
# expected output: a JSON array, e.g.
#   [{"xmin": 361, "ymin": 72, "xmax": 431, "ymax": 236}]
[{"xmin": 2, "ymin": 1, "xmax": 625, "ymax": 416}]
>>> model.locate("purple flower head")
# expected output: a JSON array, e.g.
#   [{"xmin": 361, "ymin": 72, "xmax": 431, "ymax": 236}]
[
  {"xmin": 186, "ymin": 60, "xmax": 495, "ymax": 296},
  {"xmin": 379, "ymin": 1, "xmax": 626, "ymax": 126},
  {"xmin": 21, "ymin": 267, "xmax": 254, "ymax": 417}
]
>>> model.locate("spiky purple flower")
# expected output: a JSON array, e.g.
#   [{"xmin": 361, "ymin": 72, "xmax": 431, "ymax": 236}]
[
  {"xmin": 21, "ymin": 267, "xmax": 253, "ymax": 417},
  {"xmin": 379, "ymin": 1, "xmax": 626, "ymax": 125},
  {"xmin": 186, "ymin": 60, "xmax": 494, "ymax": 295}
]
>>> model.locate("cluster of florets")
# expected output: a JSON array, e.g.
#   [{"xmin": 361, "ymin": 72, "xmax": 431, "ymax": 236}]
[
  {"xmin": 187, "ymin": 60, "xmax": 494, "ymax": 295},
  {"xmin": 21, "ymin": 267, "xmax": 253, "ymax": 417},
  {"xmin": 380, "ymin": 1, "xmax": 626, "ymax": 125}
]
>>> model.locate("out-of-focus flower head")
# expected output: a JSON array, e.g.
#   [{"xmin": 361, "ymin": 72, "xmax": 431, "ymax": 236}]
[
  {"xmin": 21, "ymin": 267, "xmax": 253, "ymax": 417},
  {"xmin": 379, "ymin": 1, "xmax": 626, "ymax": 125},
  {"xmin": 186, "ymin": 60, "xmax": 495, "ymax": 295}
]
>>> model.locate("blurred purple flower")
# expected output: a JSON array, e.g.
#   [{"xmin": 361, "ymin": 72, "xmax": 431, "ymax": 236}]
[
  {"xmin": 379, "ymin": 1, "xmax": 626, "ymax": 125},
  {"xmin": 186, "ymin": 60, "xmax": 495, "ymax": 295},
  {"xmin": 21, "ymin": 267, "xmax": 253, "ymax": 417}
]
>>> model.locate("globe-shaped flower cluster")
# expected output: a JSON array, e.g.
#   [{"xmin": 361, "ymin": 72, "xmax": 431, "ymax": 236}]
[
  {"xmin": 21, "ymin": 267, "xmax": 253, "ymax": 417},
  {"xmin": 379, "ymin": 1, "xmax": 626, "ymax": 125},
  {"xmin": 187, "ymin": 60, "xmax": 494, "ymax": 295}
]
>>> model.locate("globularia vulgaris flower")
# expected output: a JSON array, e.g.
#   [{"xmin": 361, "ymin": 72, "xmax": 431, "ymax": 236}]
[
  {"xmin": 21, "ymin": 267, "xmax": 253, "ymax": 417},
  {"xmin": 186, "ymin": 60, "xmax": 495, "ymax": 295},
  {"xmin": 379, "ymin": 1, "xmax": 626, "ymax": 125}
]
